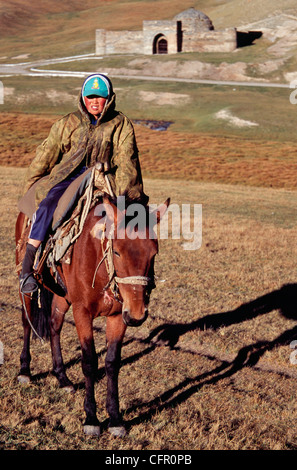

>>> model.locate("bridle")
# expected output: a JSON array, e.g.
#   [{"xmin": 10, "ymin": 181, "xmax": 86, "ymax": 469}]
[{"xmin": 91, "ymin": 222, "xmax": 152, "ymax": 301}]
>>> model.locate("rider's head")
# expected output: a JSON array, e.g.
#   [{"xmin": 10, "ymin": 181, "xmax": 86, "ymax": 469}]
[{"xmin": 81, "ymin": 74, "xmax": 113, "ymax": 118}]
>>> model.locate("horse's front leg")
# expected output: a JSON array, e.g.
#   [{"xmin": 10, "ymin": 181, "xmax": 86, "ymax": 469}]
[
  {"xmin": 73, "ymin": 306, "xmax": 100, "ymax": 436},
  {"xmin": 50, "ymin": 295, "xmax": 74, "ymax": 392},
  {"xmin": 105, "ymin": 313, "xmax": 127, "ymax": 437},
  {"xmin": 18, "ymin": 294, "xmax": 33, "ymax": 383}
]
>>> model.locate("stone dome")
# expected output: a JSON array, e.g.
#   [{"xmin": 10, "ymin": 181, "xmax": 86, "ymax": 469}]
[{"xmin": 173, "ymin": 8, "xmax": 214, "ymax": 30}]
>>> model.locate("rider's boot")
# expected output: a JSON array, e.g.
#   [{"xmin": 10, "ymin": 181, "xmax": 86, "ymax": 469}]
[{"xmin": 19, "ymin": 243, "xmax": 38, "ymax": 294}]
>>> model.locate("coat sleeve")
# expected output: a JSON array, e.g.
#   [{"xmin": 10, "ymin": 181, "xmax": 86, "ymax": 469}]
[
  {"xmin": 112, "ymin": 118, "xmax": 147, "ymax": 202},
  {"xmin": 23, "ymin": 118, "xmax": 65, "ymax": 194}
]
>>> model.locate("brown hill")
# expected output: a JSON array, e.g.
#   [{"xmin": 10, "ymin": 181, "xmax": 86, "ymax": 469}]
[{"xmin": 0, "ymin": 0, "xmax": 96, "ymax": 35}]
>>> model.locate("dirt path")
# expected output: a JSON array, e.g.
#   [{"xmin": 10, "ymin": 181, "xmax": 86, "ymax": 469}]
[{"xmin": 0, "ymin": 54, "xmax": 291, "ymax": 89}]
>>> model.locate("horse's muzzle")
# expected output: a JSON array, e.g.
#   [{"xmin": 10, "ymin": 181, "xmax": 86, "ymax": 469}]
[{"xmin": 122, "ymin": 308, "xmax": 148, "ymax": 327}]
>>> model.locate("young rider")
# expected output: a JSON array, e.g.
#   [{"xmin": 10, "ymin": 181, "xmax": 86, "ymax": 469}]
[{"xmin": 20, "ymin": 74, "xmax": 147, "ymax": 294}]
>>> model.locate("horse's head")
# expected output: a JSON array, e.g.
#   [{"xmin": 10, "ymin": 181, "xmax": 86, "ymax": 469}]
[{"xmin": 98, "ymin": 195, "xmax": 170, "ymax": 327}]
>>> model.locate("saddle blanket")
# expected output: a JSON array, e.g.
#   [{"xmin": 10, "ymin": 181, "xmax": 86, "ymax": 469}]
[{"xmin": 16, "ymin": 166, "xmax": 110, "ymax": 284}]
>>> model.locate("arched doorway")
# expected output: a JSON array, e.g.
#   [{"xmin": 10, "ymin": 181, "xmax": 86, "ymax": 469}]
[{"xmin": 153, "ymin": 34, "xmax": 168, "ymax": 54}]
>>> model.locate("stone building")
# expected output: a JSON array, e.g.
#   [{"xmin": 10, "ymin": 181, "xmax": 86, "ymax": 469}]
[{"xmin": 96, "ymin": 8, "xmax": 238, "ymax": 55}]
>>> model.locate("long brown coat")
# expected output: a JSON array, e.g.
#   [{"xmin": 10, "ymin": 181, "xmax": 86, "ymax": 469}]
[{"xmin": 24, "ymin": 89, "xmax": 146, "ymax": 206}]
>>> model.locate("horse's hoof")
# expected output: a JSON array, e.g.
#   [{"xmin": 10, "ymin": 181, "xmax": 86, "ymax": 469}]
[
  {"xmin": 17, "ymin": 374, "xmax": 31, "ymax": 384},
  {"xmin": 83, "ymin": 425, "xmax": 101, "ymax": 437},
  {"xmin": 108, "ymin": 426, "xmax": 127, "ymax": 438}
]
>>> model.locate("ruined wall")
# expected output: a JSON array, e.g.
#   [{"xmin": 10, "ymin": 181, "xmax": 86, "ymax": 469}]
[
  {"xmin": 95, "ymin": 14, "xmax": 238, "ymax": 55},
  {"xmin": 183, "ymin": 28, "xmax": 237, "ymax": 53},
  {"xmin": 143, "ymin": 20, "xmax": 177, "ymax": 54},
  {"xmin": 96, "ymin": 29, "xmax": 143, "ymax": 55}
]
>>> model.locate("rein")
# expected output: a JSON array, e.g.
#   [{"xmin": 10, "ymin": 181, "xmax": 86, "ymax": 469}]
[{"xmin": 92, "ymin": 222, "xmax": 151, "ymax": 298}]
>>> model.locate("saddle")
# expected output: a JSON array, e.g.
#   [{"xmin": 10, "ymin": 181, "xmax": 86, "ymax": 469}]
[
  {"xmin": 18, "ymin": 168, "xmax": 93, "ymax": 227},
  {"xmin": 16, "ymin": 165, "xmax": 112, "ymax": 294}
]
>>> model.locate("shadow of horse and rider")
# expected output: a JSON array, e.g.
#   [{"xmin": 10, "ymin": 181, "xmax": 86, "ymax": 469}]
[
  {"xmin": 148, "ymin": 282, "xmax": 297, "ymax": 351},
  {"xmin": 125, "ymin": 282, "xmax": 297, "ymax": 429},
  {"xmin": 28, "ymin": 282, "xmax": 297, "ymax": 431}
]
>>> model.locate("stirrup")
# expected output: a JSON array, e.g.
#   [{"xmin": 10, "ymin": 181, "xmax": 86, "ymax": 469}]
[{"xmin": 20, "ymin": 273, "xmax": 39, "ymax": 295}]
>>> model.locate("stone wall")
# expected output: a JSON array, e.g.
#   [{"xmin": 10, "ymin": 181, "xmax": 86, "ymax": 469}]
[
  {"xmin": 95, "ymin": 10, "xmax": 238, "ymax": 56},
  {"xmin": 96, "ymin": 26, "xmax": 237, "ymax": 55},
  {"xmin": 183, "ymin": 28, "xmax": 237, "ymax": 53},
  {"xmin": 96, "ymin": 29, "xmax": 143, "ymax": 55},
  {"xmin": 143, "ymin": 20, "xmax": 178, "ymax": 54}
]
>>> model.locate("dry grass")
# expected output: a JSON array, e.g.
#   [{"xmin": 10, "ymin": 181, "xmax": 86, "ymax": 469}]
[
  {"xmin": 1, "ymin": 162, "xmax": 297, "ymax": 449},
  {"xmin": 2, "ymin": 112, "xmax": 297, "ymax": 191},
  {"xmin": 0, "ymin": 0, "xmax": 210, "ymax": 60},
  {"xmin": 2, "ymin": 0, "xmax": 297, "ymax": 451}
]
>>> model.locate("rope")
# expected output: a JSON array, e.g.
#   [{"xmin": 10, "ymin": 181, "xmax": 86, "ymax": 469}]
[
  {"xmin": 21, "ymin": 291, "xmax": 45, "ymax": 344},
  {"xmin": 90, "ymin": 165, "xmax": 153, "ymax": 295},
  {"xmin": 70, "ymin": 166, "xmax": 95, "ymax": 245},
  {"xmin": 91, "ymin": 248, "xmax": 108, "ymax": 288},
  {"xmin": 92, "ymin": 222, "xmax": 151, "ymax": 294},
  {"xmin": 104, "ymin": 173, "xmax": 115, "ymax": 199}
]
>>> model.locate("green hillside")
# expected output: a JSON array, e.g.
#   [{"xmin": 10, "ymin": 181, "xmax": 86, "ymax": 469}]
[
  {"xmin": 0, "ymin": 0, "xmax": 218, "ymax": 60},
  {"xmin": 1, "ymin": 1, "xmax": 297, "ymax": 141},
  {"xmin": 209, "ymin": 0, "xmax": 297, "ymax": 29},
  {"xmin": 1, "ymin": 0, "xmax": 297, "ymax": 60}
]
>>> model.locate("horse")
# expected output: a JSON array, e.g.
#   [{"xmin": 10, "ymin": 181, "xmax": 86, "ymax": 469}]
[{"xmin": 15, "ymin": 194, "xmax": 170, "ymax": 437}]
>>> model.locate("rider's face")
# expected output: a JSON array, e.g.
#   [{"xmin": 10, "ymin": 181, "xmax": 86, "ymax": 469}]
[{"xmin": 84, "ymin": 95, "xmax": 107, "ymax": 118}]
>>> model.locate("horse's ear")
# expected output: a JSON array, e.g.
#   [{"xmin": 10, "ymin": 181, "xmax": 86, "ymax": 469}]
[
  {"xmin": 102, "ymin": 194, "xmax": 127, "ymax": 229},
  {"xmin": 151, "ymin": 198, "xmax": 170, "ymax": 225}
]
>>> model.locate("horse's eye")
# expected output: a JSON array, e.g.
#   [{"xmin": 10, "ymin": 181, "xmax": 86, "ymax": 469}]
[{"xmin": 114, "ymin": 250, "xmax": 120, "ymax": 257}]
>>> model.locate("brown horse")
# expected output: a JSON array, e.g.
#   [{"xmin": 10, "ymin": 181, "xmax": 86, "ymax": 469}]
[{"xmin": 15, "ymin": 195, "xmax": 169, "ymax": 437}]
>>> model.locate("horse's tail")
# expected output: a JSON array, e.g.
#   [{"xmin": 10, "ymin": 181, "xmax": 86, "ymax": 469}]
[{"xmin": 30, "ymin": 286, "xmax": 53, "ymax": 340}]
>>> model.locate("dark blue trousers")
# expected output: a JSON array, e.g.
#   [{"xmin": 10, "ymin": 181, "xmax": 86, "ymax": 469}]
[{"xmin": 29, "ymin": 166, "xmax": 87, "ymax": 241}]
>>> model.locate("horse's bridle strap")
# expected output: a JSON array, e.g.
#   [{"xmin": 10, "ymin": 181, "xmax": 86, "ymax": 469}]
[
  {"xmin": 92, "ymin": 223, "xmax": 151, "ymax": 295},
  {"xmin": 115, "ymin": 276, "xmax": 151, "ymax": 286}
]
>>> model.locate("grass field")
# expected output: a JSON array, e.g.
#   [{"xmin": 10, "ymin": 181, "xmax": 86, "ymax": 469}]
[
  {"xmin": 1, "ymin": 111, "xmax": 297, "ymax": 191},
  {"xmin": 2, "ymin": 0, "xmax": 297, "ymax": 452},
  {"xmin": 2, "ymin": 74, "xmax": 297, "ymax": 136},
  {"xmin": 1, "ymin": 166, "xmax": 297, "ymax": 450}
]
